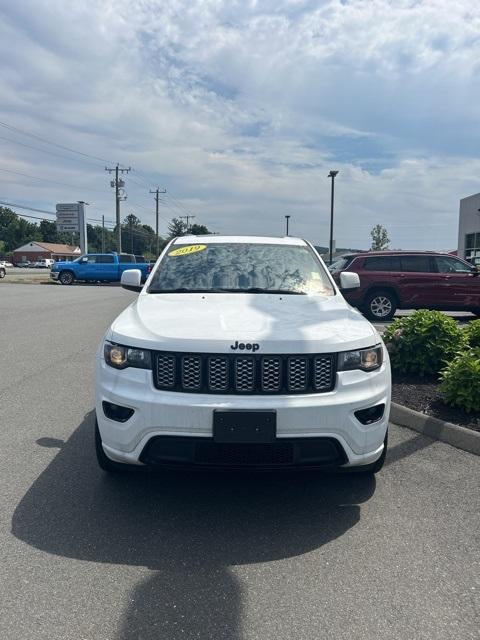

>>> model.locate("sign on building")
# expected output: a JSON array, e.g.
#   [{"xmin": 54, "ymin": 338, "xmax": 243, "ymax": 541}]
[{"xmin": 56, "ymin": 202, "xmax": 87, "ymax": 253}]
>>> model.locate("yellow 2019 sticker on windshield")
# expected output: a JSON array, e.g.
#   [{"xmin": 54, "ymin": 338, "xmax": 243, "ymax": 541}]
[{"xmin": 168, "ymin": 244, "xmax": 207, "ymax": 257}]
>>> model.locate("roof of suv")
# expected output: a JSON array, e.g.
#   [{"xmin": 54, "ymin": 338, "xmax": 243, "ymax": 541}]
[
  {"xmin": 340, "ymin": 250, "xmax": 453, "ymax": 259},
  {"xmin": 172, "ymin": 235, "xmax": 306, "ymax": 246}
]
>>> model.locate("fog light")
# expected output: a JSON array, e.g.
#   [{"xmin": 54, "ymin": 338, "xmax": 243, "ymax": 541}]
[
  {"xmin": 354, "ymin": 404, "xmax": 385, "ymax": 425},
  {"xmin": 102, "ymin": 401, "xmax": 134, "ymax": 423}
]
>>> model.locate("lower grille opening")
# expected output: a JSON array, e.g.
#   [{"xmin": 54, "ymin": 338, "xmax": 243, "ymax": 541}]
[
  {"xmin": 140, "ymin": 437, "xmax": 347, "ymax": 468},
  {"xmin": 195, "ymin": 441, "xmax": 294, "ymax": 466}
]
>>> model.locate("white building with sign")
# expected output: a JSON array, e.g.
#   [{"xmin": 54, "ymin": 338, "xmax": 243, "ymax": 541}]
[
  {"xmin": 56, "ymin": 202, "xmax": 88, "ymax": 253},
  {"xmin": 458, "ymin": 193, "xmax": 480, "ymax": 265}
]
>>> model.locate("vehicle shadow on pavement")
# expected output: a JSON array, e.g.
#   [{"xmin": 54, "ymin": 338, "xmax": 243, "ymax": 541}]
[{"xmin": 12, "ymin": 412, "xmax": 376, "ymax": 640}]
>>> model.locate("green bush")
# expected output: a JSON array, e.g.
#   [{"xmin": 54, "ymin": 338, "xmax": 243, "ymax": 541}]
[
  {"xmin": 464, "ymin": 319, "xmax": 480, "ymax": 348},
  {"xmin": 383, "ymin": 310, "xmax": 466, "ymax": 376},
  {"xmin": 440, "ymin": 348, "xmax": 480, "ymax": 413}
]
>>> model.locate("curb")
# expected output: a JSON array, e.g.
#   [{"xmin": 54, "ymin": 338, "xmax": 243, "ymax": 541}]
[{"xmin": 390, "ymin": 402, "xmax": 480, "ymax": 456}]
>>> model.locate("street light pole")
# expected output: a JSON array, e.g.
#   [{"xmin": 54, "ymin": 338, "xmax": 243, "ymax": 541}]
[
  {"xmin": 285, "ymin": 215, "xmax": 290, "ymax": 236},
  {"xmin": 328, "ymin": 170, "xmax": 339, "ymax": 265}
]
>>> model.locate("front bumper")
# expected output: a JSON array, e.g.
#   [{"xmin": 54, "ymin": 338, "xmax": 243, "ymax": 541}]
[
  {"xmin": 50, "ymin": 271, "xmax": 59, "ymax": 280},
  {"xmin": 95, "ymin": 353, "xmax": 391, "ymax": 468}
]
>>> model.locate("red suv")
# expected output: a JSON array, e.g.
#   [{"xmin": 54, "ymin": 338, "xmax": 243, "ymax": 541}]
[{"xmin": 329, "ymin": 251, "xmax": 480, "ymax": 321}]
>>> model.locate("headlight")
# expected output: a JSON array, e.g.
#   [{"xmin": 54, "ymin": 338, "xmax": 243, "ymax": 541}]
[
  {"xmin": 338, "ymin": 345, "xmax": 383, "ymax": 372},
  {"xmin": 104, "ymin": 342, "xmax": 152, "ymax": 370}
]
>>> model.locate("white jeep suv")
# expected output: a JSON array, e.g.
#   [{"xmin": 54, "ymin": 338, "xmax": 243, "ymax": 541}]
[{"xmin": 95, "ymin": 236, "xmax": 391, "ymax": 473}]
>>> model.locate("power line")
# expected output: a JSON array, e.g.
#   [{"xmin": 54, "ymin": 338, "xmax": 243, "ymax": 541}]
[
  {"xmin": 0, "ymin": 167, "xmax": 105, "ymax": 194},
  {"xmin": 0, "ymin": 118, "xmax": 203, "ymax": 232},
  {"xmin": 0, "ymin": 200, "xmax": 56, "ymax": 216},
  {"xmin": 0, "ymin": 206, "xmax": 159, "ymax": 243},
  {"xmin": 179, "ymin": 215, "xmax": 195, "ymax": 232},
  {"xmin": 0, "ymin": 120, "xmax": 115, "ymax": 166},
  {"xmin": 0, "ymin": 133, "xmax": 103, "ymax": 167}
]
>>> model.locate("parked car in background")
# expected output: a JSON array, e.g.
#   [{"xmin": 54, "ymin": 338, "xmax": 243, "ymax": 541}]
[
  {"xmin": 50, "ymin": 252, "xmax": 150, "ymax": 285},
  {"xmin": 15, "ymin": 261, "xmax": 31, "ymax": 267},
  {"xmin": 0, "ymin": 260, "xmax": 13, "ymax": 268},
  {"xmin": 32, "ymin": 259, "xmax": 54, "ymax": 269},
  {"xmin": 329, "ymin": 251, "xmax": 480, "ymax": 321}
]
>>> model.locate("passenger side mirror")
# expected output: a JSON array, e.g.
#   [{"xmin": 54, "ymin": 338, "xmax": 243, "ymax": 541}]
[
  {"xmin": 339, "ymin": 271, "xmax": 360, "ymax": 291},
  {"xmin": 80, "ymin": 257, "xmax": 88, "ymax": 263},
  {"xmin": 121, "ymin": 269, "xmax": 143, "ymax": 292}
]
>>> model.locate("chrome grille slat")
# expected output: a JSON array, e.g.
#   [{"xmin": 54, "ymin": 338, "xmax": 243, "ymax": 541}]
[
  {"xmin": 181, "ymin": 355, "xmax": 202, "ymax": 390},
  {"xmin": 261, "ymin": 357, "xmax": 282, "ymax": 391},
  {"xmin": 287, "ymin": 357, "xmax": 308, "ymax": 392},
  {"xmin": 208, "ymin": 356, "xmax": 229, "ymax": 391},
  {"xmin": 314, "ymin": 356, "xmax": 333, "ymax": 391},
  {"xmin": 156, "ymin": 354, "xmax": 176, "ymax": 389},
  {"xmin": 153, "ymin": 352, "xmax": 335, "ymax": 394},
  {"xmin": 235, "ymin": 357, "xmax": 255, "ymax": 392}
]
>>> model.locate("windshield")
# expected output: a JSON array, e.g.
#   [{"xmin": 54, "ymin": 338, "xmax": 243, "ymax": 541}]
[
  {"xmin": 148, "ymin": 243, "xmax": 335, "ymax": 295},
  {"xmin": 328, "ymin": 256, "xmax": 352, "ymax": 272}
]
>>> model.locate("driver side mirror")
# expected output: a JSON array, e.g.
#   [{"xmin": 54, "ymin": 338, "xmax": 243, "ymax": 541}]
[
  {"xmin": 339, "ymin": 271, "xmax": 360, "ymax": 291},
  {"xmin": 80, "ymin": 257, "xmax": 88, "ymax": 263},
  {"xmin": 121, "ymin": 269, "xmax": 143, "ymax": 292}
]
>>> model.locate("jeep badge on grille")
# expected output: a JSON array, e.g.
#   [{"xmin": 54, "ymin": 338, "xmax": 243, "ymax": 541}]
[{"xmin": 230, "ymin": 341, "xmax": 260, "ymax": 352}]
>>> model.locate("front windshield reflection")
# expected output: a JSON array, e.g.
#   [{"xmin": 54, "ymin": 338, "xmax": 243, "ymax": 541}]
[{"xmin": 149, "ymin": 243, "xmax": 334, "ymax": 295}]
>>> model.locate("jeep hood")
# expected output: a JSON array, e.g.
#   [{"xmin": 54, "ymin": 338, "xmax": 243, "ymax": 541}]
[{"xmin": 108, "ymin": 293, "xmax": 379, "ymax": 353}]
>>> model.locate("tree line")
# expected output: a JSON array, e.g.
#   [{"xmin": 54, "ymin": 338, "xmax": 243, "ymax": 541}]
[{"xmin": 0, "ymin": 207, "xmax": 212, "ymax": 259}]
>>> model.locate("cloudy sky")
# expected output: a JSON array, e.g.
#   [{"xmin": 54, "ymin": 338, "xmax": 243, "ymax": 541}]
[{"xmin": 1, "ymin": 0, "xmax": 480, "ymax": 249}]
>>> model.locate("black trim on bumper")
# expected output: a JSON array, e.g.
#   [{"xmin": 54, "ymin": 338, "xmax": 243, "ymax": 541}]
[{"xmin": 139, "ymin": 436, "xmax": 348, "ymax": 470}]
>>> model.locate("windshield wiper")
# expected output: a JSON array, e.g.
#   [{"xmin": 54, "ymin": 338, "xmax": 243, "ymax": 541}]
[
  {"xmin": 148, "ymin": 287, "xmax": 307, "ymax": 295},
  {"xmin": 218, "ymin": 287, "xmax": 307, "ymax": 295},
  {"xmin": 148, "ymin": 287, "xmax": 225, "ymax": 294}
]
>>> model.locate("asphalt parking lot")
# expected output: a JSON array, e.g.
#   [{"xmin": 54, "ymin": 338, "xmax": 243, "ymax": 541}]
[{"xmin": 0, "ymin": 284, "xmax": 479, "ymax": 640}]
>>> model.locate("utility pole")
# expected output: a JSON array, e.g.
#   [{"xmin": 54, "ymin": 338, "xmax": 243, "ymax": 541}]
[
  {"xmin": 149, "ymin": 187, "xmax": 166, "ymax": 256},
  {"xmin": 105, "ymin": 164, "xmax": 130, "ymax": 253},
  {"xmin": 327, "ymin": 170, "xmax": 339, "ymax": 265},
  {"xmin": 129, "ymin": 215, "xmax": 134, "ymax": 254},
  {"xmin": 285, "ymin": 215, "xmax": 290, "ymax": 236},
  {"xmin": 101, "ymin": 215, "xmax": 105, "ymax": 253},
  {"xmin": 180, "ymin": 215, "xmax": 195, "ymax": 233}
]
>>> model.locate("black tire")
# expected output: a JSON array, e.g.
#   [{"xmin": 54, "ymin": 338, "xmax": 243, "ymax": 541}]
[
  {"xmin": 58, "ymin": 270, "xmax": 75, "ymax": 285},
  {"xmin": 363, "ymin": 290, "xmax": 397, "ymax": 321},
  {"xmin": 95, "ymin": 419, "xmax": 129, "ymax": 473},
  {"xmin": 0, "ymin": 267, "xmax": 5, "ymax": 279}
]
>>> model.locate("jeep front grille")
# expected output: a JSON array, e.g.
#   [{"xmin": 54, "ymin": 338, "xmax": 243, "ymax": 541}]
[{"xmin": 153, "ymin": 352, "xmax": 336, "ymax": 395}]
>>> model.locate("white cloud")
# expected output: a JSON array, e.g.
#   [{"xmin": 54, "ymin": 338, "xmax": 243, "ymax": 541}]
[{"xmin": 0, "ymin": 0, "xmax": 479, "ymax": 250}]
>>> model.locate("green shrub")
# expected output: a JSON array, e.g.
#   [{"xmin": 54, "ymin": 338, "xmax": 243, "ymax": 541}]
[
  {"xmin": 464, "ymin": 319, "xmax": 480, "ymax": 348},
  {"xmin": 440, "ymin": 348, "xmax": 480, "ymax": 413},
  {"xmin": 383, "ymin": 310, "xmax": 466, "ymax": 376}
]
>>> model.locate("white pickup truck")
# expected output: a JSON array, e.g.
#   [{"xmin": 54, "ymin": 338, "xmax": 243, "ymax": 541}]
[{"xmin": 95, "ymin": 235, "xmax": 391, "ymax": 474}]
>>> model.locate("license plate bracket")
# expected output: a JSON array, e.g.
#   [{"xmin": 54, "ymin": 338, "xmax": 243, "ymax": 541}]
[{"xmin": 213, "ymin": 410, "xmax": 276, "ymax": 443}]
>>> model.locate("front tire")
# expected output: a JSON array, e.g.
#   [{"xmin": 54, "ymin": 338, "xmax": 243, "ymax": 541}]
[
  {"xmin": 364, "ymin": 290, "xmax": 397, "ymax": 322},
  {"xmin": 59, "ymin": 270, "xmax": 74, "ymax": 285},
  {"xmin": 0, "ymin": 267, "xmax": 5, "ymax": 279}
]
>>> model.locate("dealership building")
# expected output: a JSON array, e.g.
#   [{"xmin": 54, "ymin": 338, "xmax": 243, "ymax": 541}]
[
  {"xmin": 11, "ymin": 242, "xmax": 81, "ymax": 264},
  {"xmin": 458, "ymin": 193, "xmax": 480, "ymax": 264}
]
